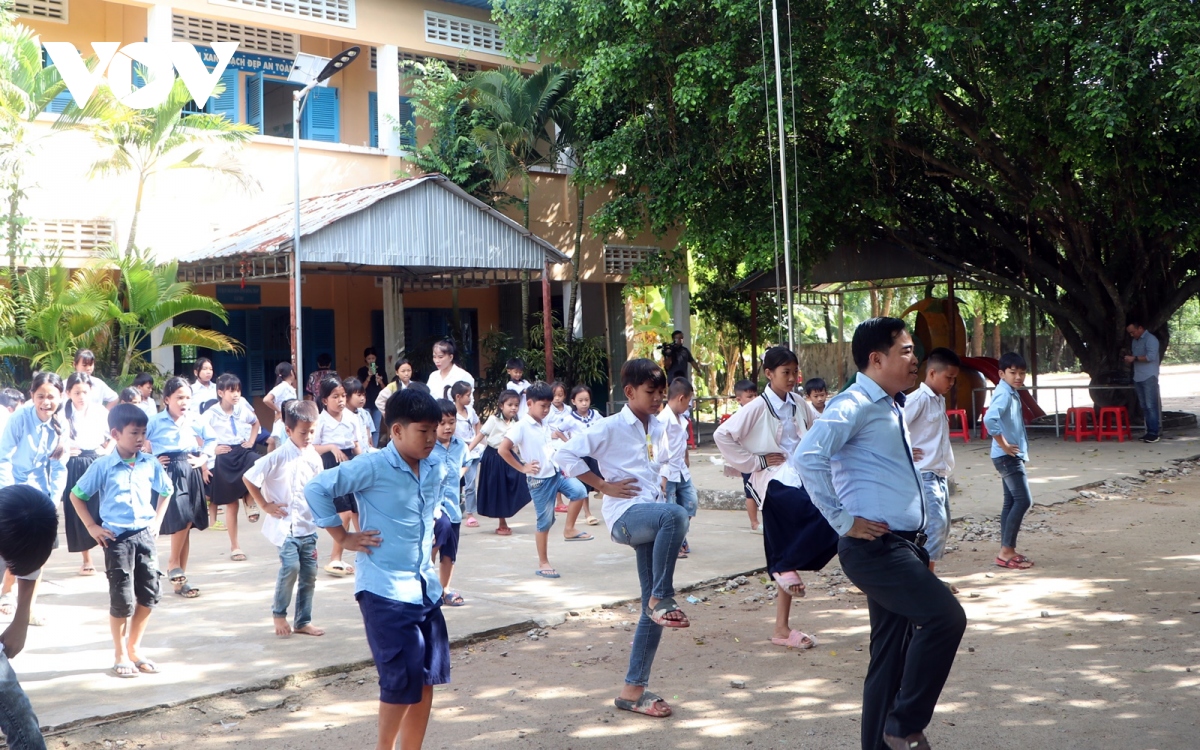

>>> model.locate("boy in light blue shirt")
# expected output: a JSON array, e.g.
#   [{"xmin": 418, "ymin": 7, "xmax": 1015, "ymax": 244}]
[
  {"xmin": 431, "ymin": 399, "xmax": 467, "ymax": 607},
  {"xmin": 70, "ymin": 405, "xmax": 173, "ymax": 679},
  {"xmin": 305, "ymin": 388, "xmax": 447, "ymax": 750},
  {"xmin": 982, "ymin": 352, "xmax": 1034, "ymax": 570}
]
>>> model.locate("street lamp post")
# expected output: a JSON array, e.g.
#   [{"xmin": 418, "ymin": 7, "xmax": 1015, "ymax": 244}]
[{"xmin": 290, "ymin": 46, "xmax": 360, "ymax": 392}]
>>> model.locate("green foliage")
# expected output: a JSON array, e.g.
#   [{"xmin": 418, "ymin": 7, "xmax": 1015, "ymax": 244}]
[
  {"xmin": 476, "ymin": 319, "xmax": 607, "ymax": 415},
  {"xmin": 406, "ymin": 60, "xmax": 495, "ymax": 202}
]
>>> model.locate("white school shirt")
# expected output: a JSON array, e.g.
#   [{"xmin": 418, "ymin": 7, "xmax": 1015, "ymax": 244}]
[
  {"xmin": 546, "ymin": 403, "xmax": 569, "ymax": 431},
  {"xmin": 505, "ymin": 413, "xmax": 556, "ymax": 478},
  {"xmin": 244, "ymin": 439, "xmax": 323, "ymax": 546},
  {"xmin": 454, "ymin": 406, "xmax": 479, "ymax": 443},
  {"xmin": 67, "ymin": 404, "xmax": 110, "ymax": 452},
  {"xmin": 904, "ymin": 382, "xmax": 955, "ymax": 477},
  {"xmin": 479, "ymin": 415, "xmax": 516, "ymax": 449},
  {"xmin": 266, "ymin": 382, "xmax": 297, "ymax": 418},
  {"xmin": 508, "ymin": 379, "xmax": 531, "ymax": 417},
  {"xmin": 189, "ymin": 380, "xmax": 218, "ymax": 412},
  {"xmin": 560, "ymin": 408, "xmax": 602, "ymax": 440},
  {"xmin": 137, "ymin": 400, "xmax": 158, "ymax": 421},
  {"xmin": 427, "ymin": 365, "xmax": 474, "ymax": 403},
  {"xmin": 314, "ymin": 410, "xmax": 358, "ymax": 450},
  {"xmin": 205, "ymin": 399, "xmax": 258, "ymax": 445},
  {"xmin": 85, "ymin": 376, "xmax": 118, "ymax": 407},
  {"xmin": 350, "ymin": 407, "xmax": 376, "ymax": 453},
  {"xmin": 657, "ymin": 408, "xmax": 691, "ymax": 482},
  {"xmin": 556, "ymin": 406, "xmax": 670, "ymax": 531}
]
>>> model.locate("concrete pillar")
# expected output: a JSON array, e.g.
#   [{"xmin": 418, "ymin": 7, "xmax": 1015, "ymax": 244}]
[
  {"xmin": 562, "ymin": 281, "xmax": 583, "ymax": 339},
  {"xmin": 382, "ymin": 277, "xmax": 405, "ymax": 370},
  {"xmin": 672, "ymin": 281, "xmax": 691, "ymax": 345},
  {"xmin": 150, "ymin": 321, "xmax": 173, "ymax": 376},
  {"xmin": 376, "ymin": 45, "xmax": 402, "ymax": 155},
  {"xmin": 146, "ymin": 5, "xmax": 173, "ymax": 44}
]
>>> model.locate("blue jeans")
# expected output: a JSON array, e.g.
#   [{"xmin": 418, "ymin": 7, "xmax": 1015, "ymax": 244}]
[
  {"xmin": 992, "ymin": 456, "xmax": 1032, "ymax": 549},
  {"xmin": 462, "ymin": 459, "xmax": 480, "ymax": 515},
  {"xmin": 1134, "ymin": 376, "xmax": 1161, "ymax": 437},
  {"xmin": 610, "ymin": 502, "xmax": 689, "ymax": 687},
  {"xmin": 920, "ymin": 473, "xmax": 951, "ymax": 561},
  {"xmin": 527, "ymin": 473, "xmax": 587, "ymax": 532},
  {"xmin": 665, "ymin": 478, "xmax": 697, "ymax": 517},
  {"xmin": 272, "ymin": 533, "xmax": 318, "ymax": 628},
  {"xmin": 0, "ymin": 651, "xmax": 45, "ymax": 750}
]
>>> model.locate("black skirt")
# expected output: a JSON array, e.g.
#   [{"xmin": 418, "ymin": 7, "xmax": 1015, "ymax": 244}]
[
  {"xmin": 762, "ymin": 480, "xmax": 840, "ymax": 576},
  {"xmin": 211, "ymin": 444, "xmax": 258, "ymax": 505},
  {"xmin": 475, "ymin": 445, "xmax": 531, "ymax": 519},
  {"xmin": 321, "ymin": 449, "xmax": 358, "ymax": 514},
  {"xmin": 62, "ymin": 451, "xmax": 100, "ymax": 553},
  {"xmin": 160, "ymin": 452, "xmax": 210, "ymax": 535}
]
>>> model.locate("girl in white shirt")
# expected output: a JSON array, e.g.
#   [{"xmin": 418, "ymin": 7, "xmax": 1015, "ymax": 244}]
[
  {"xmin": 61, "ymin": 372, "xmax": 113, "ymax": 575},
  {"xmin": 312, "ymin": 376, "xmax": 360, "ymax": 576},
  {"xmin": 190, "ymin": 357, "xmax": 218, "ymax": 413},
  {"xmin": 713, "ymin": 346, "xmax": 839, "ymax": 651},
  {"xmin": 561, "ymin": 385, "xmax": 604, "ymax": 526},
  {"xmin": 469, "ymin": 390, "xmax": 529, "ymax": 536},
  {"xmin": 451, "ymin": 382, "xmax": 482, "ymax": 527},
  {"xmin": 427, "ymin": 339, "xmax": 474, "ymax": 404},
  {"xmin": 263, "ymin": 362, "xmax": 298, "ymax": 431}
]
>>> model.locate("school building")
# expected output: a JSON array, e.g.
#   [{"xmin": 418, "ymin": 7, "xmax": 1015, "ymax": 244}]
[{"xmin": 15, "ymin": 0, "xmax": 688, "ymax": 404}]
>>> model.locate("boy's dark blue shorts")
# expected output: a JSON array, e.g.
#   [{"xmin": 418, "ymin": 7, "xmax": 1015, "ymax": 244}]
[
  {"xmin": 432, "ymin": 514, "xmax": 460, "ymax": 563},
  {"xmin": 741, "ymin": 472, "xmax": 754, "ymax": 500},
  {"xmin": 356, "ymin": 590, "xmax": 450, "ymax": 705}
]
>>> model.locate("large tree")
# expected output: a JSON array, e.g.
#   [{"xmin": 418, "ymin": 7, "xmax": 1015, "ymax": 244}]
[{"xmin": 496, "ymin": 0, "xmax": 1200, "ymax": 377}]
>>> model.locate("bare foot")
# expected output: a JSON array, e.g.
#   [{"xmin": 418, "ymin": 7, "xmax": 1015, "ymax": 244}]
[
  {"xmin": 294, "ymin": 624, "xmax": 325, "ymax": 636},
  {"xmin": 274, "ymin": 617, "xmax": 293, "ymax": 637}
]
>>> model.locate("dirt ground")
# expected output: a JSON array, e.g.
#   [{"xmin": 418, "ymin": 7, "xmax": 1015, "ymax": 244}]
[{"xmin": 45, "ymin": 461, "xmax": 1200, "ymax": 750}]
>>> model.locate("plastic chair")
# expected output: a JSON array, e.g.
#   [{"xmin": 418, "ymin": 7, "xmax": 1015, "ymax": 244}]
[
  {"xmin": 1097, "ymin": 406, "xmax": 1132, "ymax": 442},
  {"xmin": 978, "ymin": 406, "xmax": 990, "ymax": 440},
  {"xmin": 1064, "ymin": 407, "xmax": 1098, "ymax": 442},
  {"xmin": 945, "ymin": 409, "xmax": 970, "ymax": 442}
]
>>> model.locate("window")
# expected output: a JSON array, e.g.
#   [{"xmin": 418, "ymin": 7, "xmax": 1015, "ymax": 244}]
[
  {"xmin": 604, "ymin": 245, "xmax": 659, "ymax": 275},
  {"xmin": 208, "ymin": 0, "xmax": 354, "ymax": 28},
  {"xmin": 14, "ymin": 0, "xmax": 66, "ymax": 22},
  {"xmin": 173, "ymin": 14, "xmax": 298, "ymax": 56},
  {"xmin": 424, "ymin": 11, "xmax": 505, "ymax": 56},
  {"xmin": 24, "ymin": 219, "xmax": 116, "ymax": 263},
  {"xmin": 368, "ymin": 92, "xmax": 416, "ymax": 150},
  {"xmin": 247, "ymin": 72, "xmax": 340, "ymax": 142}
]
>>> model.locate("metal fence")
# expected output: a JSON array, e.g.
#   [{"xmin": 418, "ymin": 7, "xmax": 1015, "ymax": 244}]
[{"xmin": 971, "ymin": 383, "xmax": 1141, "ymax": 438}]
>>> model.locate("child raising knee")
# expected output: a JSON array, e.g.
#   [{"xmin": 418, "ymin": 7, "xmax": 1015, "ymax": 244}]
[
  {"xmin": 730, "ymin": 379, "xmax": 761, "ymax": 532},
  {"xmin": 432, "ymin": 399, "xmax": 467, "ymax": 607},
  {"xmin": 659, "ymin": 378, "xmax": 698, "ymax": 557},
  {"xmin": 244, "ymin": 400, "xmax": 325, "ymax": 637},
  {"xmin": 904, "ymin": 348, "xmax": 960, "ymax": 575}
]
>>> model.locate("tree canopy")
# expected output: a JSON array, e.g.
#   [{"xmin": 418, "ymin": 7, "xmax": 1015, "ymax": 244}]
[{"xmin": 495, "ymin": 0, "xmax": 1200, "ymax": 376}]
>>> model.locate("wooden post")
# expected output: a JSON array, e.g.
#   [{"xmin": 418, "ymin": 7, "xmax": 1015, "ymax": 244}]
[
  {"xmin": 542, "ymin": 261, "xmax": 554, "ymax": 381},
  {"xmin": 750, "ymin": 291, "xmax": 759, "ymax": 383}
]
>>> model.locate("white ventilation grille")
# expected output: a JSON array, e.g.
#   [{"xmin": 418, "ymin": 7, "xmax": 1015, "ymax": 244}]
[
  {"xmin": 174, "ymin": 14, "xmax": 299, "ymax": 55},
  {"xmin": 13, "ymin": 0, "xmax": 67, "ymax": 22},
  {"xmin": 208, "ymin": 0, "xmax": 354, "ymax": 27},
  {"xmin": 424, "ymin": 11, "xmax": 505, "ymax": 56},
  {"xmin": 369, "ymin": 47, "xmax": 481, "ymax": 76},
  {"xmin": 25, "ymin": 219, "xmax": 116, "ymax": 263},
  {"xmin": 604, "ymin": 245, "xmax": 658, "ymax": 276}
]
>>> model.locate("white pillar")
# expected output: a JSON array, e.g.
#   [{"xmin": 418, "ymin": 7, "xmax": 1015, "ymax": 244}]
[
  {"xmin": 150, "ymin": 321, "xmax": 173, "ymax": 375},
  {"xmin": 672, "ymin": 281, "xmax": 691, "ymax": 345},
  {"xmin": 146, "ymin": 5, "xmax": 173, "ymax": 44},
  {"xmin": 376, "ymin": 45, "xmax": 402, "ymax": 155},
  {"xmin": 382, "ymin": 277, "xmax": 405, "ymax": 370},
  {"xmin": 562, "ymin": 282, "xmax": 583, "ymax": 339}
]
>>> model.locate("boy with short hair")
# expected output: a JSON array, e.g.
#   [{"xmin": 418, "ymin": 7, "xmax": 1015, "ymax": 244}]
[
  {"xmin": 731, "ymin": 379, "xmax": 761, "ymax": 532},
  {"xmin": 505, "ymin": 358, "xmax": 531, "ymax": 417},
  {"xmin": 431, "ymin": 400, "xmax": 466, "ymax": 607},
  {"xmin": 803, "ymin": 378, "xmax": 828, "ymax": 416},
  {"xmin": 305, "ymin": 389, "xmax": 449, "ymax": 750},
  {"xmin": 70, "ymin": 405, "xmax": 173, "ymax": 678},
  {"xmin": 0, "ymin": 485, "xmax": 58, "ymax": 749},
  {"xmin": 904, "ymin": 348, "xmax": 960, "ymax": 573},
  {"xmin": 659, "ymin": 378, "xmax": 697, "ymax": 557},
  {"xmin": 243, "ymin": 400, "xmax": 325, "ymax": 638},
  {"xmin": 132, "ymin": 374, "xmax": 157, "ymax": 419},
  {"xmin": 499, "ymin": 382, "xmax": 591, "ymax": 579},
  {"xmin": 983, "ymin": 352, "xmax": 1035, "ymax": 570}
]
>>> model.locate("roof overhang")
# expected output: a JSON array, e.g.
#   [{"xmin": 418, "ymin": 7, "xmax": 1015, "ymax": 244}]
[{"xmin": 731, "ymin": 241, "xmax": 946, "ymax": 293}]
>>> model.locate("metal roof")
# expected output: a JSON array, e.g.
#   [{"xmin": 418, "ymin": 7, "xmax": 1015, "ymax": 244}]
[{"xmin": 178, "ymin": 174, "xmax": 568, "ymax": 274}]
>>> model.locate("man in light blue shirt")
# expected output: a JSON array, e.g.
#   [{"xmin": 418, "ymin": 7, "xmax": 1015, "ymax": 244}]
[
  {"xmin": 797, "ymin": 318, "xmax": 965, "ymax": 750},
  {"xmin": 1125, "ymin": 321, "xmax": 1161, "ymax": 442}
]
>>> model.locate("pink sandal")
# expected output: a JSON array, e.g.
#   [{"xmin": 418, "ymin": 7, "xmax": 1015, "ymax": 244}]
[
  {"xmin": 772, "ymin": 570, "xmax": 806, "ymax": 597},
  {"xmin": 771, "ymin": 629, "xmax": 817, "ymax": 650}
]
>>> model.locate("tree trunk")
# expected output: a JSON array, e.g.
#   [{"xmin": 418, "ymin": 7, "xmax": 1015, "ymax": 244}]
[
  {"xmin": 972, "ymin": 311, "xmax": 985, "ymax": 357},
  {"xmin": 881, "ymin": 287, "xmax": 895, "ymax": 318},
  {"xmin": 125, "ymin": 175, "xmax": 146, "ymax": 257},
  {"xmin": 869, "ymin": 283, "xmax": 880, "ymax": 317},
  {"xmin": 992, "ymin": 322, "xmax": 1001, "ymax": 359},
  {"xmin": 823, "ymin": 305, "xmax": 834, "ymax": 343},
  {"xmin": 520, "ymin": 191, "xmax": 532, "ymax": 349}
]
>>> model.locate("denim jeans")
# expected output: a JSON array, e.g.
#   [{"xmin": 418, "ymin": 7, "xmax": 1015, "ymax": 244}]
[
  {"xmin": 526, "ymin": 473, "xmax": 588, "ymax": 532},
  {"xmin": 920, "ymin": 473, "xmax": 951, "ymax": 561},
  {"xmin": 0, "ymin": 651, "xmax": 45, "ymax": 750},
  {"xmin": 1134, "ymin": 376, "xmax": 1161, "ymax": 437},
  {"xmin": 665, "ymin": 478, "xmax": 697, "ymax": 517},
  {"xmin": 610, "ymin": 502, "xmax": 689, "ymax": 687},
  {"xmin": 462, "ymin": 459, "xmax": 480, "ymax": 515},
  {"xmin": 272, "ymin": 533, "xmax": 318, "ymax": 628},
  {"xmin": 992, "ymin": 455, "xmax": 1033, "ymax": 549}
]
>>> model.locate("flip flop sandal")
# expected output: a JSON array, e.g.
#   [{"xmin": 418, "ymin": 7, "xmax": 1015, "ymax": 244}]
[
  {"xmin": 112, "ymin": 662, "xmax": 140, "ymax": 679},
  {"xmin": 244, "ymin": 501, "xmax": 260, "ymax": 522},
  {"xmin": 324, "ymin": 561, "xmax": 350, "ymax": 577},
  {"xmin": 614, "ymin": 691, "xmax": 672, "ymax": 717},
  {"xmin": 554, "ymin": 504, "xmax": 569, "ymax": 513},
  {"xmin": 586, "ymin": 516, "xmax": 600, "ymax": 526},
  {"xmin": 564, "ymin": 532, "xmax": 593, "ymax": 541},
  {"xmin": 167, "ymin": 568, "xmax": 187, "ymax": 584},
  {"xmin": 772, "ymin": 570, "xmax": 807, "ymax": 597},
  {"xmin": 175, "ymin": 583, "xmax": 201, "ymax": 598},
  {"xmin": 646, "ymin": 597, "xmax": 690, "ymax": 628},
  {"xmin": 79, "ymin": 565, "xmax": 97, "ymax": 576},
  {"xmin": 230, "ymin": 550, "xmax": 247, "ymax": 562},
  {"xmin": 995, "ymin": 556, "xmax": 1034, "ymax": 569},
  {"xmin": 771, "ymin": 629, "xmax": 817, "ymax": 650},
  {"xmin": 210, "ymin": 520, "xmax": 227, "ymax": 531},
  {"xmin": 534, "ymin": 569, "xmax": 560, "ymax": 579},
  {"xmin": 464, "ymin": 517, "xmax": 479, "ymax": 527},
  {"xmin": 443, "ymin": 591, "xmax": 466, "ymax": 606},
  {"xmin": 495, "ymin": 527, "xmax": 513, "ymax": 536},
  {"xmin": 134, "ymin": 659, "xmax": 160, "ymax": 674}
]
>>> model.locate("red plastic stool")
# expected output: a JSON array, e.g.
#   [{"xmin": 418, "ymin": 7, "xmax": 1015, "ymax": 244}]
[
  {"xmin": 945, "ymin": 409, "xmax": 970, "ymax": 442},
  {"xmin": 1097, "ymin": 406, "xmax": 1131, "ymax": 442},
  {"xmin": 1064, "ymin": 407, "xmax": 1097, "ymax": 442},
  {"xmin": 978, "ymin": 406, "xmax": 990, "ymax": 439},
  {"xmin": 687, "ymin": 418, "xmax": 697, "ymax": 449}
]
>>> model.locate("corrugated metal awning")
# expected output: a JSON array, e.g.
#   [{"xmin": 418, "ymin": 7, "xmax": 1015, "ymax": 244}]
[{"xmin": 178, "ymin": 174, "xmax": 568, "ymax": 283}]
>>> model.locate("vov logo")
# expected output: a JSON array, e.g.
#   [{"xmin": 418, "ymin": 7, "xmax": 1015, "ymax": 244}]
[{"xmin": 43, "ymin": 41, "xmax": 239, "ymax": 110}]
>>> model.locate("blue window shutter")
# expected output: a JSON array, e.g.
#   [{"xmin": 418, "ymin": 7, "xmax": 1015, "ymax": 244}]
[
  {"xmin": 398, "ymin": 96, "xmax": 416, "ymax": 149},
  {"xmin": 246, "ymin": 71, "xmax": 264, "ymax": 135},
  {"xmin": 45, "ymin": 91, "xmax": 73, "ymax": 114},
  {"xmin": 211, "ymin": 310, "xmax": 249, "ymax": 391},
  {"xmin": 133, "ymin": 66, "xmax": 146, "ymax": 89},
  {"xmin": 301, "ymin": 309, "xmax": 336, "ymax": 377},
  {"xmin": 368, "ymin": 91, "xmax": 378, "ymax": 148},
  {"xmin": 245, "ymin": 309, "xmax": 266, "ymax": 396},
  {"xmin": 209, "ymin": 66, "xmax": 240, "ymax": 122},
  {"xmin": 303, "ymin": 85, "xmax": 339, "ymax": 143}
]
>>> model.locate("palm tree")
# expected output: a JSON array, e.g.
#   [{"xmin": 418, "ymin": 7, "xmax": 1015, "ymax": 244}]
[
  {"xmin": 58, "ymin": 75, "xmax": 259, "ymax": 256},
  {"xmin": 468, "ymin": 64, "xmax": 575, "ymax": 346}
]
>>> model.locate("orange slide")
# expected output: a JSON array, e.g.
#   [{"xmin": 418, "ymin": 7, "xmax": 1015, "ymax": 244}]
[{"xmin": 961, "ymin": 357, "xmax": 1045, "ymax": 424}]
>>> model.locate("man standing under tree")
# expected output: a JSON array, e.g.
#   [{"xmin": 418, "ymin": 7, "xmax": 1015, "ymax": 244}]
[
  {"xmin": 1125, "ymin": 321, "xmax": 1162, "ymax": 443},
  {"xmin": 796, "ymin": 317, "xmax": 966, "ymax": 750},
  {"xmin": 660, "ymin": 331, "xmax": 700, "ymax": 384}
]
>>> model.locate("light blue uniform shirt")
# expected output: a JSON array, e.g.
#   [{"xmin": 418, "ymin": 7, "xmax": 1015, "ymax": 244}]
[
  {"xmin": 795, "ymin": 372, "xmax": 925, "ymax": 537},
  {"xmin": 1130, "ymin": 330, "xmax": 1160, "ymax": 382},
  {"xmin": 146, "ymin": 410, "xmax": 214, "ymax": 456},
  {"xmin": 431, "ymin": 437, "xmax": 465, "ymax": 524},
  {"xmin": 72, "ymin": 450, "xmax": 173, "ymax": 534},
  {"xmin": 0, "ymin": 403, "xmax": 67, "ymax": 501},
  {"xmin": 305, "ymin": 444, "xmax": 443, "ymax": 606},
  {"xmin": 983, "ymin": 380, "xmax": 1028, "ymax": 461}
]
